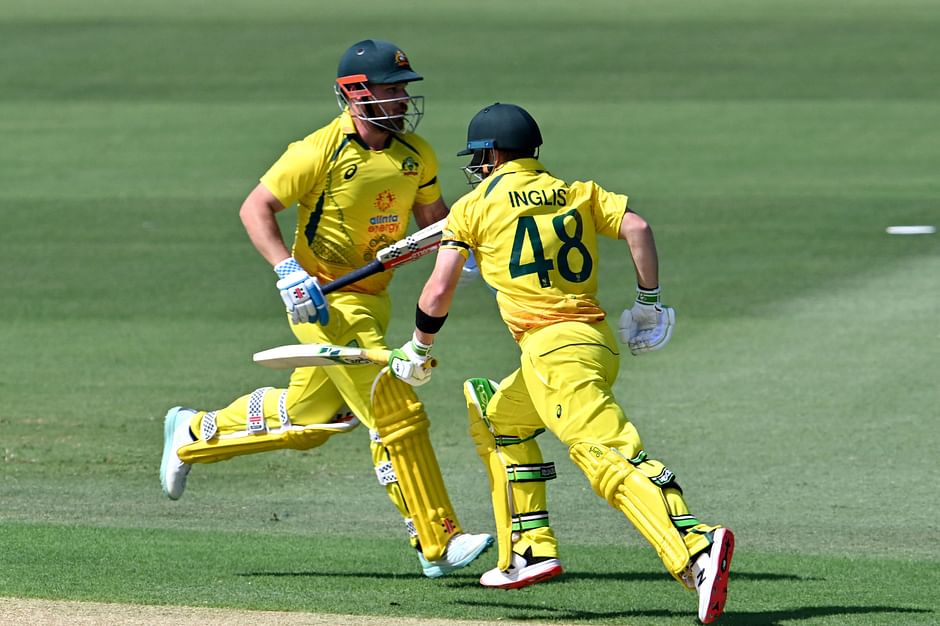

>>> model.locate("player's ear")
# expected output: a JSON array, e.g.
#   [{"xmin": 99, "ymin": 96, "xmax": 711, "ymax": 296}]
[{"xmin": 481, "ymin": 149, "xmax": 497, "ymax": 177}]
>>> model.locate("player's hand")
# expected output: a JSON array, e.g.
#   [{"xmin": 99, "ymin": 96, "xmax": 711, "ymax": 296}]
[
  {"xmin": 618, "ymin": 286, "xmax": 675, "ymax": 355},
  {"xmin": 457, "ymin": 251, "xmax": 480, "ymax": 288},
  {"xmin": 389, "ymin": 335, "xmax": 433, "ymax": 386},
  {"xmin": 274, "ymin": 258, "xmax": 329, "ymax": 325}
]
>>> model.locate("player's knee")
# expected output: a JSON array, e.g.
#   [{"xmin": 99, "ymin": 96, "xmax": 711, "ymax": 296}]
[
  {"xmin": 629, "ymin": 451, "xmax": 682, "ymax": 492},
  {"xmin": 569, "ymin": 441, "xmax": 636, "ymax": 501}
]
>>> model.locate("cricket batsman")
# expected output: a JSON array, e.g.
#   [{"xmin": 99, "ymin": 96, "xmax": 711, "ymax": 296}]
[
  {"xmin": 387, "ymin": 103, "xmax": 735, "ymax": 623},
  {"xmin": 159, "ymin": 40, "xmax": 492, "ymax": 576}
]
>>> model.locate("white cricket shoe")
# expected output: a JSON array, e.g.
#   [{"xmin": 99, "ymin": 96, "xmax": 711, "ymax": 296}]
[
  {"xmin": 419, "ymin": 532, "xmax": 494, "ymax": 578},
  {"xmin": 692, "ymin": 527, "xmax": 735, "ymax": 624},
  {"xmin": 479, "ymin": 549, "xmax": 564, "ymax": 589},
  {"xmin": 160, "ymin": 406, "xmax": 196, "ymax": 500}
]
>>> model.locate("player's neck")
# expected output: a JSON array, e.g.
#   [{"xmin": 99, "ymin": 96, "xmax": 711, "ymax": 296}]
[{"xmin": 353, "ymin": 117, "xmax": 393, "ymax": 151}]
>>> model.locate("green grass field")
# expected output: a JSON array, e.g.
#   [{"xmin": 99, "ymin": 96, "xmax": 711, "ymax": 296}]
[{"xmin": 2, "ymin": 1, "xmax": 938, "ymax": 624}]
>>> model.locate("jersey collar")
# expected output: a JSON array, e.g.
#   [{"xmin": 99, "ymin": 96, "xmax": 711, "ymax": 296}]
[{"xmin": 492, "ymin": 158, "xmax": 546, "ymax": 176}]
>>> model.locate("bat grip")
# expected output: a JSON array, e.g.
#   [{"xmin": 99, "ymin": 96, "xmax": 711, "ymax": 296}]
[{"xmin": 321, "ymin": 260, "xmax": 383, "ymax": 295}]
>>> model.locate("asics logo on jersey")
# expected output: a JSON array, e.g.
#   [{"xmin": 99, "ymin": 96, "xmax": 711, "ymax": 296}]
[
  {"xmin": 343, "ymin": 164, "xmax": 357, "ymax": 180},
  {"xmin": 508, "ymin": 188, "xmax": 568, "ymax": 208}
]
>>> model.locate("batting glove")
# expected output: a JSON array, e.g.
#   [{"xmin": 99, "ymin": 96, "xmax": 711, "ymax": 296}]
[
  {"xmin": 618, "ymin": 286, "xmax": 676, "ymax": 355},
  {"xmin": 274, "ymin": 257, "xmax": 329, "ymax": 326},
  {"xmin": 389, "ymin": 334, "xmax": 433, "ymax": 387},
  {"xmin": 457, "ymin": 251, "xmax": 481, "ymax": 288}
]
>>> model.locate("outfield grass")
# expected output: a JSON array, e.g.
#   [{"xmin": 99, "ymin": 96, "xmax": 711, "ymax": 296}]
[{"xmin": 1, "ymin": 1, "xmax": 938, "ymax": 624}]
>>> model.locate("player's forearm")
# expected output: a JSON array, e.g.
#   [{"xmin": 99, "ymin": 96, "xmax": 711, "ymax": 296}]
[
  {"xmin": 413, "ymin": 197, "xmax": 449, "ymax": 228},
  {"xmin": 417, "ymin": 283, "xmax": 454, "ymax": 322},
  {"xmin": 620, "ymin": 210, "xmax": 660, "ymax": 289},
  {"xmin": 414, "ymin": 250, "xmax": 462, "ymax": 344},
  {"xmin": 240, "ymin": 187, "xmax": 291, "ymax": 266}
]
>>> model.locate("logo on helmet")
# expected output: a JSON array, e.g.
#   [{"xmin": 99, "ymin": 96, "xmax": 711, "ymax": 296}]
[{"xmin": 394, "ymin": 50, "xmax": 410, "ymax": 68}]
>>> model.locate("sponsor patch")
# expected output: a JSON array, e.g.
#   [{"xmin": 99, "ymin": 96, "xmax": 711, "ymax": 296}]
[{"xmin": 374, "ymin": 190, "xmax": 395, "ymax": 211}]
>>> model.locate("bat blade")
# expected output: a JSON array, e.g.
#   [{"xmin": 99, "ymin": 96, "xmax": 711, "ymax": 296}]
[
  {"xmin": 253, "ymin": 344, "xmax": 391, "ymax": 369},
  {"xmin": 320, "ymin": 218, "xmax": 446, "ymax": 294},
  {"xmin": 374, "ymin": 217, "xmax": 446, "ymax": 268},
  {"xmin": 253, "ymin": 343, "xmax": 438, "ymax": 370}
]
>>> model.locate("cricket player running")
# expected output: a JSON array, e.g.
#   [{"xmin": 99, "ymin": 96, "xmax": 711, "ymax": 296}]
[
  {"xmin": 387, "ymin": 103, "xmax": 734, "ymax": 623},
  {"xmin": 159, "ymin": 40, "xmax": 492, "ymax": 577}
]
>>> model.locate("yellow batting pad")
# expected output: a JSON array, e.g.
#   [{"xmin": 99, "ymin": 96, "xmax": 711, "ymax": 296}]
[
  {"xmin": 372, "ymin": 371, "xmax": 460, "ymax": 561},
  {"xmin": 570, "ymin": 441, "xmax": 691, "ymax": 580},
  {"xmin": 178, "ymin": 421, "xmax": 358, "ymax": 464},
  {"xmin": 464, "ymin": 379, "xmax": 514, "ymax": 570},
  {"xmin": 464, "ymin": 378, "xmax": 558, "ymax": 571}
]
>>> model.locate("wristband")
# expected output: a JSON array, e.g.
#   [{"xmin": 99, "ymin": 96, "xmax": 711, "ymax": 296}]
[
  {"xmin": 636, "ymin": 286, "xmax": 661, "ymax": 305},
  {"xmin": 274, "ymin": 257, "xmax": 304, "ymax": 280},
  {"xmin": 410, "ymin": 332, "xmax": 433, "ymax": 356},
  {"xmin": 415, "ymin": 304, "xmax": 448, "ymax": 335}
]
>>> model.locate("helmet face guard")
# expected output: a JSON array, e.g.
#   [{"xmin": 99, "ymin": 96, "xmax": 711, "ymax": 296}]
[
  {"xmin": 460, "ymin": 145, "xmax": 540, "ymax": 187},
  {"xmin": 334, "ymin": 74, "xmax": 424, "ymax": 134},
  {"xmin": 461, "ymin": 142, "xmax": 494, "ymax": 187}
]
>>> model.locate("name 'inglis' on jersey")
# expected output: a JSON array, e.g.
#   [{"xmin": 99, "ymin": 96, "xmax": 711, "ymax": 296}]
[{"xmin": 508, "ymin": 187, "xmax": 568, "ymax": 209}]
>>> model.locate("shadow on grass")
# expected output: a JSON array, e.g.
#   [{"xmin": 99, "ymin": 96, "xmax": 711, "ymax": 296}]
[
  {"xmin": 456, "ymin": 600, "xmax": 932, "ymax": 625},
  {"xmin": 237, "ymin": 570, "xmax": 808, "ymax": 583},
  {"xmin": 237, "ymin": 570, "xmax": 933, "ymax": 624},
  {"xmin": 236, "ymin": 570, "xmax": 465, "ymax": 580}
]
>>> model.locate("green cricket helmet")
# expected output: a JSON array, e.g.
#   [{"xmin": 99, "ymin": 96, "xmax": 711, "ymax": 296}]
[
  {"xmin": 335, "ymin": 39, "xmax": 424, "ymax": 133},
  {"xmin": 457, "ymin": 103, "xmax": 542, "ymax": 156},
  {"xmin": 458, "ymin": 103, "xmax": 542, "ymax": 185}
]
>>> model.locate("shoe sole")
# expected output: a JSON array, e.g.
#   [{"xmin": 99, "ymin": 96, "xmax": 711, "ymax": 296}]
[
  {"xmin": 700, "ymin": 528, "xmax": 735, "ymax": 624},
  {"xmin": 482, "ymin": 561, "xmax": 564, "ymax": 590},
  {"xmin": 160, "ymin": 406, "xmax": 184, "ymax": 500}
]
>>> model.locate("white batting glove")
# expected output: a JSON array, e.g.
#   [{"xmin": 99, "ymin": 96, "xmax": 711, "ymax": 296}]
[
  {"xmin": 274, "ymin": 258, "xmax": 329, "ymax": 326},
  {"xmin": 619, "ymin": 286, "xmax": 676, "ymax": 355},
  {"xmin": 457, "ymin": 251, "xmax": 481, "ymax": 288},
  {"xmin": 388, "ymin": 334, "xmax": 433, "ymax": 387}
]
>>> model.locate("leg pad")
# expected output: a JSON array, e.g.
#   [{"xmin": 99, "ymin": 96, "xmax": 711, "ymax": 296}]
[
  {"xmin": 179, "ymin": 412, "xmax": 358, "ymax": 464},
  {"xmin": 570, "ymin": 441, "xmax": 691, "ymax": 579},
  {"xmin": 465, "ymin": 377, "xmax": 557, "ymax": 571},
  {"xmin": 372, "ymin": 370, "xmax": 460, "ymax": 561}
]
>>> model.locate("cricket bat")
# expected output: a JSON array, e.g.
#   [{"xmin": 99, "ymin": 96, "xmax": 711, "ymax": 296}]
[
  {"xmin": 253, "ymin": 343, "xmax": 437, "ymax": 369},
  {"xmin": 321, "ymin": 218, "xmax": 445, "ymax": 294}
]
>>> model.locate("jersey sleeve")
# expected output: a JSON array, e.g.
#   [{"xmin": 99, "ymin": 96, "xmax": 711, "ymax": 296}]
[
  {"xmin": 440, "ymin": 195, "xmax": 474, "ymax": 259},
  {"xmin": 579, "ymin": 180, "xmax": 629, "ymax": 239},
  {"xmin": 259, "ymin": 135, "xmax": 328, "ymax": 209}
]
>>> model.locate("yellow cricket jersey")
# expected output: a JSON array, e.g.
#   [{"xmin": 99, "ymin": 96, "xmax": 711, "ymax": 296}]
[
  {"xmin": 442, "ymin": 158, "xmax": 628, "ymax": 342},
  {"xmin": 260, "ymin": 110, "xmax": 442, "ymax": 294}
]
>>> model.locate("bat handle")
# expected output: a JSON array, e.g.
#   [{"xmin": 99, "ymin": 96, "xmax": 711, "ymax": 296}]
[{"xmin": 321, "ymin": 260, "xmax": 383, "ymax": 295}]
